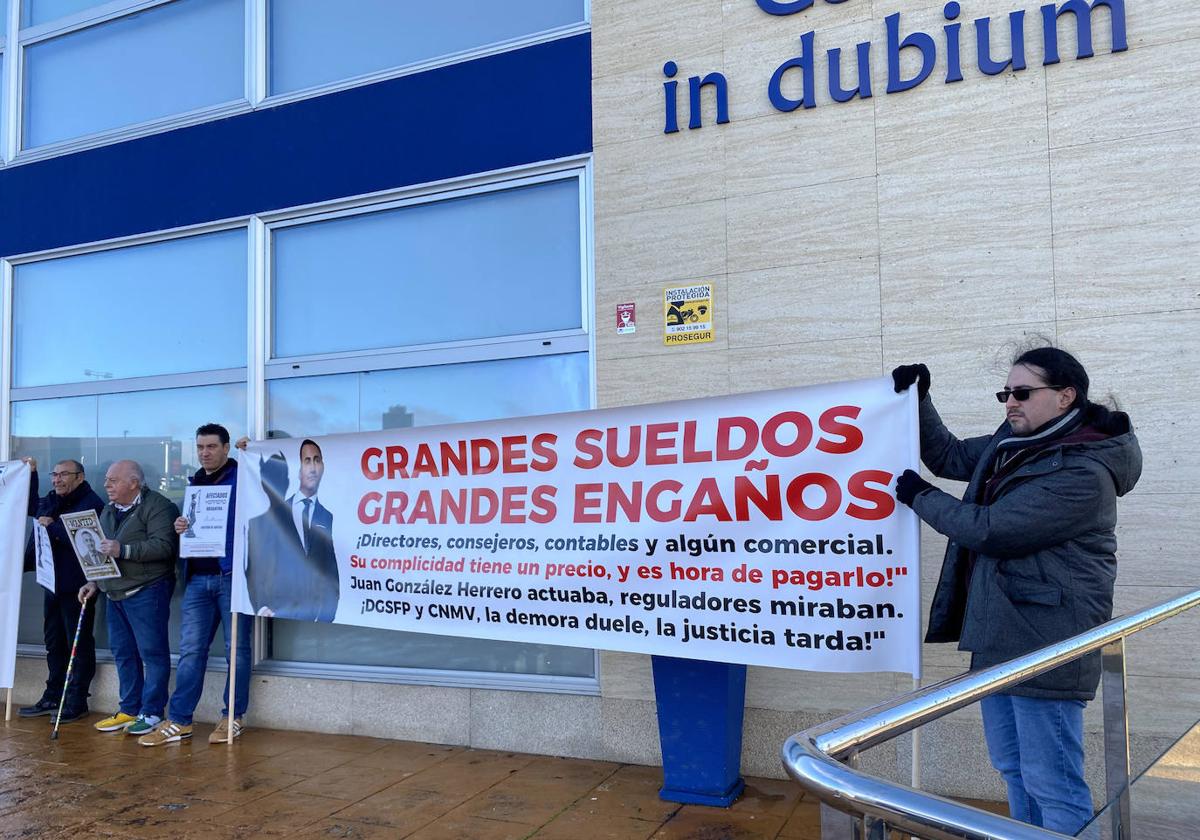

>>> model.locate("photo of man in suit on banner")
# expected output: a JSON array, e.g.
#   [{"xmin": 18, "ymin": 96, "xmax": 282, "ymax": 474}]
[{"xmin": 244, "ymin": 439, "xmax": 339, "ymax": 623}]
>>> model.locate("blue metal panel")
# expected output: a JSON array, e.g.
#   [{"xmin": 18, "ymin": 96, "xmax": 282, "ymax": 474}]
[{"xmin": 0, "ymin": 34, "xmax": 591, "ymax": 258}]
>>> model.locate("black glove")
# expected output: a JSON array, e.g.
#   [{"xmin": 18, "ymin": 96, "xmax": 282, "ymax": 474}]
[
  {"xmin": 895, "ymin": 469, "xmax": 934, "ymax": 507},
  {"xmin": 891, "ymin": 364, "xmax": 931, "ymax": 400}
]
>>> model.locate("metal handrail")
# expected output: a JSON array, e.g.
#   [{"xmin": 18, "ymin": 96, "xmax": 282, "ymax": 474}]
[{"xmin": 781, "ymin": 589, "xmax": 1200, "ymax": 840}]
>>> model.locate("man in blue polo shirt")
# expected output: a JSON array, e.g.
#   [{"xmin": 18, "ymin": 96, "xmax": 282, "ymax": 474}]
[{"xmin": 138, "ymin": 423, "xmax": 251, "ymax": 746}]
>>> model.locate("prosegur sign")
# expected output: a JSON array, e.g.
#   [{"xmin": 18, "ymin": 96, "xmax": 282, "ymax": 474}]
[{"xmin": 661, "ymin": 0, "xmax": 1128, "ymax": 132}]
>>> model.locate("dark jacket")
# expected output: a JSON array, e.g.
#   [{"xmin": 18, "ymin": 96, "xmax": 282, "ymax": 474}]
[
  {"xmin": 915, "ymin": 398, "xmax": 1142, "ymax": 700},
  {"xmin": 180, "ymin": 459, "xmax": 238, "ymax": 578},
  {"xmin": 36, "ymin": 479, "xmax": 106, "ymax": 595},
  {"xmin": 98, "ymin": 488, "xmax": 180, "ymax": 601},
  {"xmin": 246, "ymin": 494, "xmax": 339, "ymax": 623}
]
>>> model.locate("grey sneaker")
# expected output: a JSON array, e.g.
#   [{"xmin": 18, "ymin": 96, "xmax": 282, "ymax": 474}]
[
  {"xmin": 209, "ymin": 716, "xmax": 244, "ymax": 744},
  {"xmin": 125, "ymin": 714, "xmax": 161, "ymax": 736}
]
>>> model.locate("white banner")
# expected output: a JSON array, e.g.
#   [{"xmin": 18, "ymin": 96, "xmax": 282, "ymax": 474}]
[
  {"xmin": 0, "ymin": 461, "xmax": 31, "ymax": 690},
  {"xmin": 233, "ymin": 379, "xmax": 921, "ymax": 675}
]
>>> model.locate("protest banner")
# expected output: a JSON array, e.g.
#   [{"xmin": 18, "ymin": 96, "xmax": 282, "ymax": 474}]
[
  {"xmin": 1, "ymin": 461, "xmax": 31, "ymax": 694},
  {"xmin": 233, "ymin": 378, "xmax": 921, "ymax": 675}
]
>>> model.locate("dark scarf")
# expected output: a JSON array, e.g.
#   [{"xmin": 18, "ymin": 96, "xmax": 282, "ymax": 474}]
[
  {"xmin": 44, "ymin": 480, "xmax": 95, "ymax": 516},
  {"xmin": 192, "ymin": 459, "xmax": 234, "ymax": 486},
  {"xmin": 979, "ymin": 408, "xmax": 1109, "ymax": 503}
]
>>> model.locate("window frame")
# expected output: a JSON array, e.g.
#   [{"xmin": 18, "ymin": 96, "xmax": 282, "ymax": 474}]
[
  {"xmin": 264, "ymin": 165, "xmax": 591, "ymax": 376},
  {"xmin": 0, "ymin": 0, "xmax": 589, "ymax": 167},
  {"xmin": 260, "ymin": 0, "xmax": 590, "ymax": 107},
  {"xmin": 3, "ymin": 154, "xmax": 600, "ymax": 694},
  {"xmin": 15, "ymin": 0, "xmax": 251, "ymax": 156}
]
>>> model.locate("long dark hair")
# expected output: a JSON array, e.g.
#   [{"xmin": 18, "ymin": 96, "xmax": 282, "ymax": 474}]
[{"xmin": 1012, "ymin": 346, "xmax": 1116, "ymax": 429}]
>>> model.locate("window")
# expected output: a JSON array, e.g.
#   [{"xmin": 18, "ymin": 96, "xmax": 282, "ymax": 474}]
[
  {"xmin": 8, "ymin": 164, "xmax": 595, "ymax": 687},
  {"xmin": 268, "ymin": 0, "xmax": 586, "ymax": 96},
  {"xmin": 10, "ymin": 226, "xmax": 250, "ymax": 660},
  {"xmin": 12, "ymin": 382, "xmax": 248, "ymax": 655},
  {"xmin": 262, "ymin": 170, "xmax": 593, "ymax": 679},
  {"xmin": 22, "ymin": 0, "xmax": 111, "ymax": 28},
  {"xmin": 12, "ymin": 228, "xmax": 247, "ymax": 387},
  {"xmin": 264, "ymin": 355, "xmax": 592, "ymax": 676},
  {"xmin": 21, "ymin": 0, "xmax": 244, "ymax": 149},
  {"xmin": 272, "ymin": 179, "xmax": 583, "ymax": 359}
]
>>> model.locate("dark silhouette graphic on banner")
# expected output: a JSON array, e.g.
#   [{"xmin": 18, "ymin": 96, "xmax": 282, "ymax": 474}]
[{"xmin": 245, "ymin": 440, "xmax": 339, "ymax": 622}]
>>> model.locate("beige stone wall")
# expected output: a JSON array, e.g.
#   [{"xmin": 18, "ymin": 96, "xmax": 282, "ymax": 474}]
[{"xmin": 592, "ymin": 0, "xmax": 1200, "ymax": 789}]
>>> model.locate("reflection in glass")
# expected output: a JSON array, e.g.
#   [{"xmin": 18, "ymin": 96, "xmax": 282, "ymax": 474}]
[
  {"xmin": 12, "ymin": 382, "xmax": 247, "ymax": 506},
  {"xmin": 265, "ymin": 353, "xmax": 594, "ymax": 677},
  {"xmin": 269, "ymin": 0, "xmax": 586, "ymax": 95},
  {"xmin": 12, "ymin": 382, "xmax": 244, "ymax": 658},
  {"xmin": 22, "ymin": 0, "xmax": 111, "ymax": 28},
  {"xmin": 22, "ymin": 0, "xmax": 244, "ymax": 147},
  {"xmin": 269, "ymin": 621, "xmax": 595, "ymax": 677},
  {"xmin": 13, "ymin": 229, "xmax": 247, "ymax": 387},
  {"xmin": 273, "ymin": 179, "xmax": 582, "ymax": 358},
  {"xmin": 267, "ymin": 353, "xmax": 589, "ymax": 439}
]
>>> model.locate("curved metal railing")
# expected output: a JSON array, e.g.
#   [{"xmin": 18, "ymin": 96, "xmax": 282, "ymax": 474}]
[{"xmin": 781, "ymin": 589, "xmax": 1200, "ymax": 840}]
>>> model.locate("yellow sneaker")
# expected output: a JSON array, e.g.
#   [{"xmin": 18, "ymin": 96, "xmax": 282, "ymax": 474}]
[
  {"xmin": 94, "ymin": 712, "xmax": 136, "ymax": 732},
  {"xmin": 208, "ymin": 716, "xmax": 244, "ymax": 744},
  {"xmin": 138, "ymin": 720, "xmax": 192, "ymax": 747}
]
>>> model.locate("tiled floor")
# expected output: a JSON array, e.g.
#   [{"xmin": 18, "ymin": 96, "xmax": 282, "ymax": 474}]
[{"xmin": 0, "ymin": 713, "xmax": 825, "ymax": 839}]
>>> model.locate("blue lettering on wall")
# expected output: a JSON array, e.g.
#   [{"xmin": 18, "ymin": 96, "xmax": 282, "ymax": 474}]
[
  {"xmin": 661, "ymin": 0, "xmax": 1128, "ymax": 134},
  {"xmin": 663, "ymin": 61, "xmax": 681, "ymax": 134}
]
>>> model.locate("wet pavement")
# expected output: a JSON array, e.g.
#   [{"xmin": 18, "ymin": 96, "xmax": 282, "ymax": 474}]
[{"xmin": 1, "ymin": 712, "xmax": 827, "ymax": 839}]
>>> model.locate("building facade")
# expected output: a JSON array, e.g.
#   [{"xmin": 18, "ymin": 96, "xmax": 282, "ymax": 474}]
[{"xmin": 4, "ymin": 0, "xmax": 1197, "ymax": 799}]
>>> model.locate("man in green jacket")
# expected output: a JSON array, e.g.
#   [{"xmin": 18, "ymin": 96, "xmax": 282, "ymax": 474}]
[{"xmin": 79, "ymin": 459, "xmax": 179, "ymax": 737}]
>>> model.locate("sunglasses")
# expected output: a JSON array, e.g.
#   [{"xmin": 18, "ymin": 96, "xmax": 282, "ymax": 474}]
[{"xmin": 995, "ymin": 386, "xmax": 1062, "ymax": 403}]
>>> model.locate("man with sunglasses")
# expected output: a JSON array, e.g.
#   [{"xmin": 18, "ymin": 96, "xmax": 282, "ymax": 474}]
[
  {"xmin": 18, "ymin": 459, "xmax": 105, "ymax": 722},
  {"xmin": 891, "ymin": 347, "xmax": 1141, "ymax": 836}
]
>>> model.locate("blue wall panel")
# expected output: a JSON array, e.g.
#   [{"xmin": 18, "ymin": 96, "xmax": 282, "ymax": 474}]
[{"xmin": 0, "ymin": 34, "xmax": 591, "ymax": 258}]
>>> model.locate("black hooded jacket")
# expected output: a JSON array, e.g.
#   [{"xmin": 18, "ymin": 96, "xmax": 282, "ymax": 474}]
[{"xmin": 915, "ymin": 398, "xmax": 1142, "ymax": 700}]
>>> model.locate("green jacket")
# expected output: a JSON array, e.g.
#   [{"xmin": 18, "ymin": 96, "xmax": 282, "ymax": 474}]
[{"xmin": 97, "ymin": 488, "xmax": 179, "ymax": 601}]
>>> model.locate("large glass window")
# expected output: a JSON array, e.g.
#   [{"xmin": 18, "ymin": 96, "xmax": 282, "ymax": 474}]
[
  {"xmin": 9, "ymin": 165, "xmax": 594, "ymax": 686},
  {"xmin": 272, "ymin": 179, "xmax": 583, "ymax": 358},
  {"xmin": 11, "ymin": 221, "xmax": 249, "ymax": 662},
  {"xmin": 13, "ymin": 228, "xmax": 247, "ymax": 387},
  {"xmin": 22, "ymin": 0, "xmax": 111, "ymax": 28},
  {"xmin": 268, "ymin": 0, "xmax": 586, "ymax": 96},
  {"xmin": 23, "ymin": 0, "xmax": 111, "ymax": 27},
  {"xmin": 22, "ymin": 0, "xmax": 244, "ymax": 148},
  {"xmin": 13, "ymin": 382, "xmax": 247, "ymax": 654},
  {"xmin": 265, "ymin": 354, "xmax": 593, "ymax": 676},
  {"xmin": 1, "ymin": 55, "xmax": 7, "ymax": 159}
]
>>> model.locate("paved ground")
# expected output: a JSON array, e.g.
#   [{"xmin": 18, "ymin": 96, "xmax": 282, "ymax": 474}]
[
  {"xmin": 1, "ymin": 713, "xmax": 826, "ymax": 839},
  {"xmin": 0, "ymin": 713, "xmax": 1012, "ymax": 839}
]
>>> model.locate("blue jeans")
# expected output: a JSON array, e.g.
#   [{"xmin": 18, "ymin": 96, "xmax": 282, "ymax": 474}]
[
  {"xmin": 981, "ymin": 694, "xmax": 1093, "ymax": 835},
  {"xmin": 106, "ymin": 576, "xmax": 174, "ymax": 719},
  {"xmin": 168, "ymin": 572, "xmax": 252, "ymax": 725}
]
